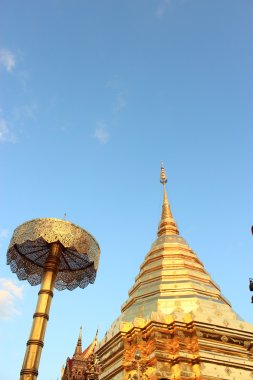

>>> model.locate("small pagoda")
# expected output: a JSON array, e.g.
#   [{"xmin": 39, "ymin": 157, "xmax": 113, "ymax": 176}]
[{"xmin": 62, "ymin": 328, "xmax": 101, "ymax": 380}]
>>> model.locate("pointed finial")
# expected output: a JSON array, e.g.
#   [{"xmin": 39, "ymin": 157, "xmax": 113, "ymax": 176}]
[
  {"xmin": 74, "ymin": 326, "xmax": 83, "ymax": 355},
  {"xmin": 158, "ymin": 163, "xmax": 179, "ymax": 236},
  {"xmin": 160, "ymin": 161, "xmax": 167, "ymax": 186},
  {"xmin": 63, "ymin": 213, "xmax": 67, "ymax": 220},
  {"xmin": 94, "ymin": 329, "xmax": 99, "ymax": 348}
]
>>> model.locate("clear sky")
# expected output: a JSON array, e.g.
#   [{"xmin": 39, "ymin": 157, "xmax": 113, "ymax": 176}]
[{"xmin": 0, "ymin": 1, "xmax": 252, "ymax": 379}]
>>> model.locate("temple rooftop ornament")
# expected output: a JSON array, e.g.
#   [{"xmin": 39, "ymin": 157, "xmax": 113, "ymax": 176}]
[
  {"xmin": 61, "ymin": 328, "xmax": 101, "ymax": 380},
  {"xmin": 7, "ymin": 217, "xmax": 100, "ymax": 380},
  {"xmin": 158, "ymin": 162, "xmax": 179, "ymax": 236}
]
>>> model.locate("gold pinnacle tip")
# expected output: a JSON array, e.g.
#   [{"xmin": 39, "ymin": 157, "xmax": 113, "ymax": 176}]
[{"xmin": 160, "ymin": 162, "xmax": 167, "ymax": 185}]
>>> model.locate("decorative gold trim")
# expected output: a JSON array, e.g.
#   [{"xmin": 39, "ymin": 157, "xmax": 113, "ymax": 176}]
[
  {"xmin": 38, "ymin": 289, "xmax": 53, "ymax": 297},
  {"xmin": 20, "ymin": 369, "xmax": 38, "ymax": 376},
  {"xmin": 27, "ymin": 339, "xmax": 44, "ymax": 348},
  {"xmin": 33, "ymin": 312, "xmax": 49, "ymax": 321}
]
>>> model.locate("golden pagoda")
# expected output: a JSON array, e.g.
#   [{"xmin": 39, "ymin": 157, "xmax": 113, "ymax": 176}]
[{"xmin": 96, "ymin": 164, "xmax": 253, "ymax": 380}]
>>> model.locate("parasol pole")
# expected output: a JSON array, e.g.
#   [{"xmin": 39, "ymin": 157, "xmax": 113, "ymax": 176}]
[{"xmin": 20, "ymin": 242, "xmax": 62, "ymax": 380}]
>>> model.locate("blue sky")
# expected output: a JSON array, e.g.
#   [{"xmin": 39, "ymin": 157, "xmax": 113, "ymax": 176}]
[{"xmin": 0, "ymin": 1, "xmax": 253, "ymax": 379}]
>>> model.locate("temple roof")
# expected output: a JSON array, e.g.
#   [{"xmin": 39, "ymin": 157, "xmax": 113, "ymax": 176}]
[
  {"xmin": 82, "ymin": 329, "xmax": 98, "ymax": 359},
  {"xmin": 71, "ymin": 327, "xmax": 98, "ymax": 361},
  {"xmin": 62, "ymin": 329, "xmax": 100, "ymax": 380}
]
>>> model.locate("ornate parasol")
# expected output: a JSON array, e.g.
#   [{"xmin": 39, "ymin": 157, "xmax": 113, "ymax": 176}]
[{"xmin": 7, "ymin": 218, "xmax": 100, "ymax": 380}]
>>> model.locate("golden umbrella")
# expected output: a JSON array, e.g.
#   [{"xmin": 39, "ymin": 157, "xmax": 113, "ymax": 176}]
[{"xmin": 7, "ymin": 218, "xmax": 100, "ymax": 380}]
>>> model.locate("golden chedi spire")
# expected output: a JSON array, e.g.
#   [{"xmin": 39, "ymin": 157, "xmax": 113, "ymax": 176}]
[
  {"xmin": 158, "ymin": 162, "xmax": 179, "ymax": 236},
  {"xmin": 120, "ymin": 162, "xmax": 231, "ymax": 319},
  {"xmin": 97, "ymin": 165, "xmax": 253, "ymax": 380}
]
